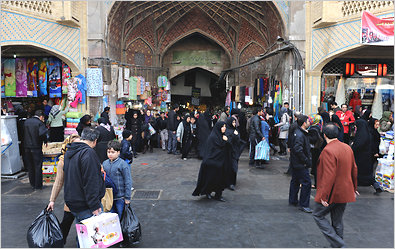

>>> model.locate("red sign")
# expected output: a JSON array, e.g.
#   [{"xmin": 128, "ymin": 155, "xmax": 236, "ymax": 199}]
[{"xmin": 361, "ymin": 11, "xmax": 394, "ymax": 46}]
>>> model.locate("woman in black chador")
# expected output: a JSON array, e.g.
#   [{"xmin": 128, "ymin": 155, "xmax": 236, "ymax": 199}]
[
  {"xmin": 95, "ymin": 118, "xmax": 116, "ymax": 163},
  {"xmin": 225, "ymin": 117, "xmax": 243, "ymax": 191},
  {"xmin": 352, "ymin": 118, "xmax": 382, "ymax": 194},
  {"xmin": 197, "ymin": 110, "xmax": 213, "ymax": 159},
  {"xmin": 192, "ymin": 121, "xmax": 230, "ymax": 201}
]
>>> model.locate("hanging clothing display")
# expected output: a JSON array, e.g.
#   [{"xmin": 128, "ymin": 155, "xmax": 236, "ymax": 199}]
[
  {"xmin": 139, "ymin": 76, "xmax": 145, "ymax": 95},
  {"xmin": 110, "ymin": 64, "xmax": 118, "ymax": 97},
  {"xmin": 259, "ymin": 78, "xmax": 264, "ymax": 97},
  {"xmin": 27, "ymin": 58, "xmax": 39, "ymax": 97},
  {"xmin": 240, "ymin": 86, "xmax": 246, "ymax": 103},
  {"xmin": 38, "ymin": 58, "xmax": 48, "ymax": 96},
  {"xmin": 335, "ymin": 77, "xmax": 346, "ymax": 107},
  {"xmin": 263, "ymin": 78, "xmax": 269, "ymax": 94},
  {"xmin": 116, "ymin": 100, "xmax": 125, "ymax": 115},
  {"xmin": 372, "ymin": 78, "xmax": 384, "ymax": 119},
  {"xmin": 66, "ymin": 77, "xmax": 78, "ymax": 102},
  {"xmin": 231, "ymin": 86, "xmax": 236, "ymax": 101},
  {"xmin": 86, "ymin": 68, "xmax": 103, "ymax": 97},
  {"xmin": 137, "ymin": 76, "xmax": 142, "ymax": 96},
  {"xmin": 15, "ymin": 58, "xmax": 27, "ymax": 97},
  {"xmin": 62, "ymin": 63, "xmax": 71, "ymax": 95},
  {"xmin": 117, "ymin": 67, "xmax": 124, "ymax": 98},
  {"xmin": 225, "ymin": 91, "xmax": 231, "ymax": 106},
  {"xmin": 129, "ymin": 76, "xmax": 138, "ymax": 100},
  {"xmin": 75, "ymin": 74, "xmax": 87, "ymax": 104},
  {"xmin": 48, "ymin": 58, "xmax": 62, "ymax": 98},
  {"xmin": 4, "ymin": 59, "xmax": 16, "ymax": 97},
  {"xmin": 1, "ymin": 62, "xmax": 5, "ymax": 98},
  {"xmin": 235, "ymin": 86, "xmax": 240, "ymax": 102},
  {"xmin": 123, "ymin": 68, "xmax": 130, "ymax": 98}
]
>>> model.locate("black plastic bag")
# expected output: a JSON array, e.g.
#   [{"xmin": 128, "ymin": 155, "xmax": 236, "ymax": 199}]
[
  {"xmin": 120, "ymin": 203, "xmax": 142, "ymax": 246},
  {"xmin": 27, "ymin": 207, "xmax": 64, "ymax": 248}
]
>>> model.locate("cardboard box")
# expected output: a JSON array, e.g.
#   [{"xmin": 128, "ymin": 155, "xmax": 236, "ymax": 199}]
[
  {"xmin": 43, "ymin": 174, "xmax": 56, "ymax": 183},
  {"xmin": 42, "ymin": 165, "xmax": 57, "ymax": 175},
  {"xmin": 76, "ymin": 212, "xmax": 123, "ymax": 248}
]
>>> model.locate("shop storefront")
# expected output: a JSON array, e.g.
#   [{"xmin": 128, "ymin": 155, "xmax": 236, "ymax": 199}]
[{"xmin": 320, "ymin": 58, "xmax": 394, "ymax": 119}]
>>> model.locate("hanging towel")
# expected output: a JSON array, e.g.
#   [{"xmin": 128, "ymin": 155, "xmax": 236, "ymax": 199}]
[
  {"xmin": 86, "ymin": 68, "xmax": 103, "ymax": 97},
  {"xmin": 75, "ymin": 74, "xmax": 87, "ymax": 104},
  {"xmin": 15, "ymin": 58, "xmax": 28, "ymax": 97},
  {"xmin": 117, "ymin": 67, "xmax": 124, "ymax": 98},
  {"xmin": 235, "ymin": 86, "xmax": 240, "ymax": 102},
  {"xmin": 1, "ymin": 62, "xmax": 5, "ymax": 98},
  {"xmin": 38, "ymin": 58, "xmax": 48, "ymax": 96},
  {"xmin": 66, "ymin": 77, "xmax": 78, "ymax": 102},
  {"xmin": 4, "ymin": 59, "xmax": 16, "ymax": 97},
  {"xmin": 27, "ymin": 58, "xmax": 38, "ymax": 97},
  {"xmin": 240, "ymin": 86, "xmax": 246, "ymax": 103},
  {"xmin": 123, "ymin": 68, "xmax": 130, "ymax": 98},
  {"xmin": 129, "ymin": 76, "xmax": 138, "ymax": 100},
  {"xmin": 137, "ymin": 76, "xmax": 141, "ymax": 95},
  {"xmin": 62, "ymin": 63, "xmax": 71, "ymax": 95},
  {"xmin": 110, "ymin": 64, "xmax": 118, "ymax": 97},
  {"xmin": 48, "ymin": 58, "xmax": 62, "ymax": 98}
]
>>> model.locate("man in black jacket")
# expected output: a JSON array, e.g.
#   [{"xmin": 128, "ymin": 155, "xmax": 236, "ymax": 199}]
[
  {"xmin": 23, "ymin": 110, "xmax": 48, "ymax": 190},
  {"xmin": 157, "ymin": 111, "xmax": 168, "ymax": 151},
  {"xmin": 248, "ymin": 107, "xmax": 265, "ymax": 166},
  {"xmin": 167, "ymin": 104, "xmax": 179, "ymax": 155},
  {"xmin": 284, "ymin": 111, "xmax": 301, "ymax": 175},
  {"xmin": 288, "ymin": 115, "xmax": 313, "ymax": 213},
  {"xmin": 63, "ymin": 127, "xmax": 105, "ymax": 223}
]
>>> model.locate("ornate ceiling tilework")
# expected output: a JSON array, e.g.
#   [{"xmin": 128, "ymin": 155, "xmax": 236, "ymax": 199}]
[{"xmin": 126, "ymin": 38, "xmax": 153, "ymax": 66}]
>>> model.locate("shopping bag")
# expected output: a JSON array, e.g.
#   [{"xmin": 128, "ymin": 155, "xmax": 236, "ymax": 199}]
[
  {"xmin": 254, "ymin": 140, "xmax": 270, "ymax": 161},
  {"xmin": 101, "ymin": 188, "xmax": 114, "ymax": 212},
  {"xmin": 379, "ymin": 138, "xmax": 388, "ymax": 155},
  {"xmin": 120, "ymin": 203, "xmax": 142, "ymax": 246},
  {"xmin": 148, "ymin": 123, "xmax": 156, "ymax": 135},
  {"xmin": 27, "ymin": 207, "xmax": 64, "ymax": 248},
  {"xmin": 76, "ymin": 212, "xmax": 123, "ymax": 248}
]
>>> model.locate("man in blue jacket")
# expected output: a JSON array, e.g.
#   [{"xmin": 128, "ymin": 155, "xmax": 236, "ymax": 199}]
[
  {"xmin": 288, "ymin": 115, "xmax": 313, "ymax": 213},
  {"xmin": 63, "ymin": 127, "xmax": 105, "ymax": 222}
]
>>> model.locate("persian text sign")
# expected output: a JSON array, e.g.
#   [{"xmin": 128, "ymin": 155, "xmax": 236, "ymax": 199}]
[
  {"xmin": 172, "ymin": 51, "xmax": 221, "ymax": 67},
  {"xmin": 361, "ymin": 11, "xmax": 394, "ymax": 46}
]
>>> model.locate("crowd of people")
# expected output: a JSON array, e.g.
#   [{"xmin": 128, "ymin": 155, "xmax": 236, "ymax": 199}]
[{"xmin": 9, "ymin": 96, "xmax": 393, "ymax": 247}]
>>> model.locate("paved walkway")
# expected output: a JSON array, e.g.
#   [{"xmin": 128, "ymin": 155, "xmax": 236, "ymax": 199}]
[{"xmin": 1, "ymin": 149, "xmax": 394, "ymax": 248}]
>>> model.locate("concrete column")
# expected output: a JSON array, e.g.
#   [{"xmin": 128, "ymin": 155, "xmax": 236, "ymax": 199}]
[{"xmin": 305, "ymin": 70, "xmax": 322, "ymax": 115}]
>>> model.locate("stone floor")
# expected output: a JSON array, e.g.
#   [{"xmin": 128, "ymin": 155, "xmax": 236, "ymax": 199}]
[{"xmin": 1, "ymin": 149, "xmax": 394, "ymax": 248}]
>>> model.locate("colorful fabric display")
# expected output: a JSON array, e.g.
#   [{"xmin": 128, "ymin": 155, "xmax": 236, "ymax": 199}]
[
  {"xmin": 64, "ymin": 128, "xmax": 78, "ymax": 135},
  {"xmin": 15, "ymin": 58, "xmax": 28, "ymax": 97},
  {"xmin": 110, "ymin": 64, "xmax": 118, "ymax": 97},
  {"xmin": 27, "ymin": 58, "xmax": 38, "ymax": 97},
  {"xmin": 231, "ymin": 86, "xmax": 236, "ymax": 101},
  {"xmin": 139, "ymin": 77, "xmax": 145, "ymax": 95},
  {"xmin": 117, "ymin": 67, "xmax": 124, "ymax": 98},
  {"xmin": 4, "ymin": 59, "xmax": 16, "ymax": 97},
  {"xmin": 123, "ymin": 68, "xmax": 130, "ymax": 98},
  {"xmin": 66, "ymin": 78, "xmax": 77, "ymax": 102},
  {"xmin": 66, "ymin": 112, "xmax": 84, "ymax": 119},
  {"xmin": 62, "ymin": 63, "xmax": 71, "ymax": 95},
  {"xmin": 129, "ymin": 76, "xmax": 137, "ymax": 100},
  {"xmin": 70, "ymin": 91, "xmax": 82, "ymax": 108},
  {"xmin": 66, "ymin": 122, "xmax": 78, "ymax": 128},
  {"xmin": 48, "ymin": 58, "xmax": 62, "ymax": 98},
  {"xmin": 263, "ymin": 78, "xmax": 269, "ymax": 94},
  {"xmin": 157, "ymin": 75, "xmax": 168, "ymax": 88},
  {"xmin": 239, "ymin": 86, "xmax": 246, "ymax": 103},
  {"xmin": 86, "ymin": 68, "xmax": 103, "ymax": 97},
  {"xmin": 75, "ymin": 74, "xmax": 87, "ymax": 104},
  {"xmin": 136, "ymin": 76, "xmax": 141, "ymax": 95},
  {"xmin": 38, "ymin": 58, "xmax": 48, "ymax": 96},
  {"xmin": 225, "ymin": 91, "xmax": 231, "ymax": 106},
  {"xmin": 1, "ymin": 62, "xmax": 5, "ymax": 98},
  {"xmin": 66, "ymin": 118, "xmax": 80, "ymax": 123}
]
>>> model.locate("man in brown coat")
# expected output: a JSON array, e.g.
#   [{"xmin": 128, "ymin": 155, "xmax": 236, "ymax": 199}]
[{"xmin": 313, "ymin": 123, "xmax": 359, "ymax": 248}]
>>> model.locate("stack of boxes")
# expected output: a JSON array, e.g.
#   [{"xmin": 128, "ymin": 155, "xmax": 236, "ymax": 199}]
[{"xmin": 42, "ymin": 142, "xmax": 62, "ymax": 184}]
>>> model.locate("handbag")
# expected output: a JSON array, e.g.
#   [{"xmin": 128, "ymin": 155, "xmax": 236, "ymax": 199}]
[{"xmin": 101, "ymin": 188, "xmax": 114, "ymax": 212}]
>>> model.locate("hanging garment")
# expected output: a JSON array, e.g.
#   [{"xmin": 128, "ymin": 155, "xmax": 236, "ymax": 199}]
[
  {"xmin": 157, "ymin": 76, "xmax": 163, "ymax": 88},
  {"xmin": 123, "ymin": 68, "xmax": 130, "ymax": 98},
  {"xmin": 27, "ymin": 58, "xmax": 38, "ymax": 97},
  {"xmin": 259, "ymin": 78, "xmax": 264, "ymax": 97},
  {"xmin": 38, "ymin": 58, "xmax": 48, "ymax": 96},
  {"xmin": 140, "ymin": 77, "xmax": 145, "ymax": 94},
  {"xmin": 110, "ymin": 64, "xmax": 118, "ymax": 97},
  {"xmin": 239, "ymin": 86, "xmax": 246, "ymax": 103},
  {"xmin": 256, "ymin": 79, "xmax": 260, "ymax": 98},
  {"xmin": 235, "ymin": 86, "xmax": 240, "ymax": 102},
  {"xmin": 137, "ymin": 76, "xmax": 141, "ymax": 96},
  {"xmin": 66, "ymin": 77, "xmax": 78, "ymax": 102},
  {"xmin": 371, "ymin": 78, "xmax": 383, "ymax": 119},
  {"xmin": 75, "ymin": 74, "xmax": 87, "ymax": 104},
  {"xmin": 335, "ymin": 77, "xmax": 346, "ymax": 108},
  {"xmin": 231, "ymin": 86, "xmax": 236, "ymax": 101},
  {"xmin": 15, "ymin": 58, "xmax": 27, "ymax": 97},
  {"xmin": 86, "ymin": 68, "xmax": 103, "ymax": 97},
  {"xmin": 263, "ymin": 78, "xmax": 269, "ymax": 94},
  {"xmin": 4, "ymin": 59, "xmax": 16, "ymax": 97},
  {"xmin": 162, "ymin": 76, "xmax": 168, "ymax": 88},
  {"xmin": 48, "ymin": 58, "xmax": 62, "ymax": 98},
  {"xmin": 225, "ymin": 91, "xmax": 231, "ymax": 107},
  {"xmin": 254, "ymin": 81, "xmax": 258, "ymax": 103},
  {"xmin": 1, "ymin": 62, "xmax": 5, "ymax": 98},
  {"xmin": 129, "ymin": 76, "xmax": 138, "ymax": 100},
  {"xmin": 117, "ymin": 67, "xmax": 124, "ymax": 98},
  {"xmin": 70, "ymin": 91, "xmax": 82, "ymax": 108},
  {"xmin": 62, "ymin": 63, "xmax": 71, "ymax": 95}
]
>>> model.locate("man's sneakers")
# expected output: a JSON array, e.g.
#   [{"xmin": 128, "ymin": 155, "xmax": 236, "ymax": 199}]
[{"xmin": 299, "ymin": 206, "xmax": 313, "ymax": 213}]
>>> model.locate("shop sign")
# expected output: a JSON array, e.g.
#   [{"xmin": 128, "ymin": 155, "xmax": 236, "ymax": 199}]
[
  {"xmin": 355, "ymin": 64, "xmax": 377, "ymax": 76},
  {"xmin": 172, "ymin": 51, "xmax": 221, "ymax": 67},
  {"xmin": 191, "ymin": 87, "xmax": 201, "ymax": 106},
  {"xmin": 361, "ymin": 11, "xmax": 394, "ymax": 46}
]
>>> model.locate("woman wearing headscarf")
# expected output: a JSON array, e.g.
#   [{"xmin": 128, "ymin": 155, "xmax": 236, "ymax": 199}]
[
  {"xmin": 192, "ymin": 121, "xmax": 231, "ymax": 201},
  {"xmin": 274, "ymin": 107, "xmax": 290, "ymax": 155},
  {"xmin": 379, "ymin": 111, "xmax": 393, "ymax": 132},
  {"xmin": 76, "ymin": 114, "xmax": 91, "ymax": 136},
  {"xmin": 177, "ymin": 113, "xmax": 193, "ymax": 160},
  {"xmin": 225, "ymin": 117, "xmax": 242, "ymax": 190},
  {"xmin": 352, "ymin": 118, "xmax": 383, "ymax": 194},
  {"xmin": 47, "ymin": 102, "xmax": 70, "ymax": 142},
  {"xmin": 46, "ymin": 134, "xmax": 80, "ymax": 245},
  {"xmin": 369, "ymin": 118, "xmax": 381, "ymax": 164},
  {"xmin": 307, "ymin": 114, "xmax": 324, "ymax": 189},
  {"xmin": 258, "ymin": 112, "xmax": 271, "ymax": 166},
  {"xmin": 129, "ymin": 111, "xmax": 143, "ymax": 155},
  {"xmin": 353, "ymin": 105, "xmax": 362, "ymax": 120},
  {"xmin": 197, "ymin": 110, "xmax": 212, "ymax": 159},
  {"xmin": 95, "ymin": 117, "xmax": 116, "ymax": 163},
  {"xmin": 142, "ymin": 109, "xmax": 156, "ymax": 153}
]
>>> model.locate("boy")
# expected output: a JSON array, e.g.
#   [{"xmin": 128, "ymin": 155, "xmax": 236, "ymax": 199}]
[
  {"xmin": 120, "ymin": 129, "xmax": 134, "ymax": 164},
  {"xmin": 103, "ymin": 140, "xmax": 132, "ymax": 218}
]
